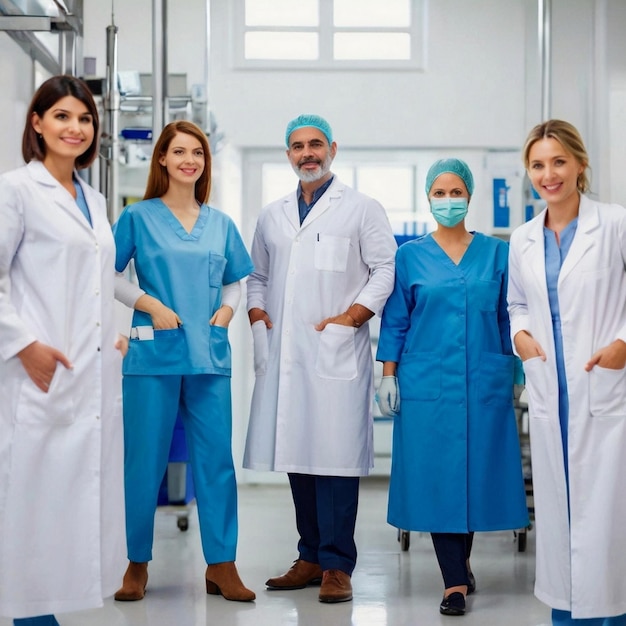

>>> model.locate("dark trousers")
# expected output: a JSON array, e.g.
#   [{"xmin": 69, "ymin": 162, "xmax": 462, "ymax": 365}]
[
  {"xmin": 431, "ymin": 532, "xmax": 474, "ymax": 588},
  {"xmin": 288, "ymin": 473, "xmax": 360, "ymax": 575}
]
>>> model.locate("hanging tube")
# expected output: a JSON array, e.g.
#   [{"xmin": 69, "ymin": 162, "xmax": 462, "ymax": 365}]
[{"xmin": 538, "ymin": 0, "xmax": 552, "ymax": 121}]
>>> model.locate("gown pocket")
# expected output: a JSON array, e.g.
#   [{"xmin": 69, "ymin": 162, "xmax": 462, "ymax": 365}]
[
  {"xmin": 479, "ymin": 352, "xmax": 514, "ymax": 407},
  {"xmin": 251, "ymin": 320, "xmax": 269, "ymax": 376},
  {"xmin": 589, "ymin": 365, "xmax": 626, "ymax": 417},
  {"xmin": 315, "ymin": 323, "xmax": 357, "ymax": 380},
  {"xmin": 521, "ymin": 356, "xmax": 550, "ymax": 419}
]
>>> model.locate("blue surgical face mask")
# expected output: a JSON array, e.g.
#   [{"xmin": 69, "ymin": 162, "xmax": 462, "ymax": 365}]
[{"xmin": 429, "ymin": 197, "xmax": 469, "ymax": 227}]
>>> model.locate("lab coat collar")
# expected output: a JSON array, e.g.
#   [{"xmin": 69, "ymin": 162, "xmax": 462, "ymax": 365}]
[
  {"xmin": 521, "ymin": 194, "xmax": 600, "ymax": 287},
  {"xmin": 26, "ymin": 160, "xmax": 96, "ymax": 232},
  {"xmin": 282, "ymin": 175, "xmax": 345, "ymax": 233},
  {"xmin": 558, "ymin": 194, "xmax": 599, "ymax": 284}
]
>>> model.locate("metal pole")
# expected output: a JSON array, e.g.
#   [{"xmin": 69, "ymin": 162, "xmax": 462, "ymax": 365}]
[
  {"xmin": 152, "ymin": 0, "xmax": 167, "ymax": 137},
  {"xmin": 102, "ymin": 21, "xmax": 120, "ymax": 223},
  {"xmin": 538, "ymin": 0, "xmax": 552, "ymax": 121}
]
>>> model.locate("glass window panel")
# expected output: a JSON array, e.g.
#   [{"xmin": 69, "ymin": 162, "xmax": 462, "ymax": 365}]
[
  {"xmin": 334, "ymin": 33, "xmax": 411, "ymax": 60},
  {"xmin": 334, "ymin": 0, "xmax": 410, "ymax": 27},
  {"xmin": 245, "ymin": 32, "xmax": 319, "ymax": 60},
  {"xmin": 356, "ymin": 166, "xmax": 414, "ymax": 212},
  {"xmin": 331, "ymin": 165, "xmax": 355, "ymax": 187},
  {"xmin": 262, "ymin": 164, "xmax": 296, "ymax": 206},
  {"xmin": 245, "ymin": 0, "xmax": 318, "ymax": 26}
]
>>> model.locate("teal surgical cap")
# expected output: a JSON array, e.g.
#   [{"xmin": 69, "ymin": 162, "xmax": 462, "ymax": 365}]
[
  {"xmin": 285, "ymin": 114, "xmax": 333, "ymax": 147},
  {"xmin": 425, "ymin": 158, "xmax": 475, "ymax": 196}
]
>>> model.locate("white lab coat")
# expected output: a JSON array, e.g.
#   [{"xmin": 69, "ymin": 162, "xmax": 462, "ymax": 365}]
[
  {"xmin": 508, "ymin": 194, "xmax": 626, "ymax": 618},
  {"xmin": 0, "ymin": 161, "xmax": 125, "ymax": 618},
  {"xmin": 244, "ymin": 177, "xmax": 396, "ymax": 476}
]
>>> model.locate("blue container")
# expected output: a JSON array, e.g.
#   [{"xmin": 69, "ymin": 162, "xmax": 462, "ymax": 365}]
[{"xmin": 121, "ymin": 127, "xmax": 153, "ymax": 141}]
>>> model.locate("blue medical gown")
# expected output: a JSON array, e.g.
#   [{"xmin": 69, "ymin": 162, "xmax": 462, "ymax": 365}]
[
  {"xmin": 113, "ymin": 198, "xmax": 254, "ymax": 376},
  {"xmin": 377, "ymin": 233, "xmax": 528, "ymax": 532}
]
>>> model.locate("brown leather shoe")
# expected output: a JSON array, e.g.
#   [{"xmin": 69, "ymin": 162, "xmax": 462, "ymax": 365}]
[
  {"xmin": 114, "ymin": 561, "xmax": 148, "ymax": 601},
  {"xmin": 265, "ymin": 559, "xmax": 323, "ymax": 590},
  {"xmin": 318, "ymin": 569, "xmax": 352, "ymax": 603},
  {"xmin": 205, "ymin": 562, "xmax": 256, "ymax": 602}
]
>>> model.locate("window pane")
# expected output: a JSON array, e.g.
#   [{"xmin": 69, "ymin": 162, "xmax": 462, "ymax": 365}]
[
  {"xmin": 245, "ymin": 32, "xmax": 319, "ymax": 60},
  {"xmin": 334, "ymin": 0, "xmax": 410, "ymax": 27},
  {"xmin": 262, "ymin": 164, "xmax": 295, "ymax": 206},
  {"xmin": 334, "ymin": 33, "xmax": 411, "ymax": 60},
  {"xmin": 355, "ymin": 166, "xmax": 414, "ymax": 212},
  {"xmin": 331, "ymin": 165, "xmax": 355, "ymax": 187},
  {"xmin": 245, "ymin": 0, "xmax": 319, "ymax": 26}
]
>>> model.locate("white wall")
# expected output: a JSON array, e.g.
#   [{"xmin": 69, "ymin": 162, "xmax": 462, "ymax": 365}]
[{"xmin": 210, "ymin": 0, "xmax": 529, "ymax": 150}]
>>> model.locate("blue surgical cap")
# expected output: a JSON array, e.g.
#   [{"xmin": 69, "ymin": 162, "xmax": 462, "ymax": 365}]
[
  {"xmin": 285, "ymin": 114, "xmax": 333, "ymax": 147},
  {"xmin": 425, "ymin": 158, "xmax": 475, "ymax": 196}
]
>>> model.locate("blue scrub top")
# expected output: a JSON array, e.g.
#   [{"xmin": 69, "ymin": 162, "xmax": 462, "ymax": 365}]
[{"xmin": 113, "ymin": 198, "xmax": 254, "ymax": 376}]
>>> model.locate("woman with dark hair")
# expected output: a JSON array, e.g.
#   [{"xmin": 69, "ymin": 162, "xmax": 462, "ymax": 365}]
[
  {"xmin": 113, "ymin": 120, "xmax": 256, "ymax": 602},
  {"xmin": 0, "ymin": 75, "xmax": 126, "ymax": 625},
  {"xmin": 509, "ymin": 119, "xmax": 626, "ymax": 625}
]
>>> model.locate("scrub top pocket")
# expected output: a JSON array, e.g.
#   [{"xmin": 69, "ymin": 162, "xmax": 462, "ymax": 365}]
[
  {"xmin": 209, "ymin": 324, "xmax": 231, "ymax": 371},
  {"xmin": 123, "ymin": 327, "xmax": 187, "ymax": 374},
  {"xmin": 315, "ymin": 323, "xmax": 357, "ymax": 380},
  {"xmin": 589, "ymin": 365, "xmax": 626, "ymax": 417},
  {"xmin": 208, "ymin": 252, "xmax": 227, "ymax": 285},
  {"xmin": 314, "ymin": 235, "xmax": 350, "ymax": 272}
]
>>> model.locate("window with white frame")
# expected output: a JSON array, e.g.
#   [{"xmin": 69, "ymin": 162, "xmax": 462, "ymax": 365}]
[
  {"xmin": 233, "ymin": 0, "xmax": 426, "ymax": 70},
  {"xmin": 261, "ymin": 161, "xmax": 421, "ymax": 227}
]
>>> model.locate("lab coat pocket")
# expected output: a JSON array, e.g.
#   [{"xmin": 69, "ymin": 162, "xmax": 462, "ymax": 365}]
[
  {"xmin": 589, "ymin": 365, "xmax": 626, "ymax": 417},
  {"xmin": 16, "ymin": 364, "xmax": 75, "ymax": 425},
  {"xmin": 479, "ymin": 352, "xmax": 514, "ymax": 407},
  {"xmin": 251, "ymin": 320, "xmax": 269, "ymax": 376},
  {"xmin": 315, "ymin": 323, "xmax": 357, "ymax": 380},
  {"xmin": 209, "ymin": 324, "xmax": 231, "ymax": 370},
  {"xmin": 521, "ymin": 356, "xmax": 550, "ymax": 419},
  {"xmin": 398, "ymin": 351, "xmax": 441, "ymax": 401},
  {"xmin": 314, "ymin": 235, "xmax": 350, "ymax": 272}
]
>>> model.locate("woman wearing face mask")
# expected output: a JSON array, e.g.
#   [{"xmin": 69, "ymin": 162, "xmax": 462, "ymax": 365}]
[{"xmin": 376, "ymin": 158, "xmax": 528, "ymax": 617}]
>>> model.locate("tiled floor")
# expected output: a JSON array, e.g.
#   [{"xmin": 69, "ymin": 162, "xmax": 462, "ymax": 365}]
[{"xmin": 0, "ymin": 477, "xmax": 551, "ymax": 626}]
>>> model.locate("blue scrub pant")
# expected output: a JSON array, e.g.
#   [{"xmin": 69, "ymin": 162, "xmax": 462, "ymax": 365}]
[
  {"xmin": 552, "ymin": 610, "xmax": 626, "ymax": 625},
  {"xmin": 123, "ymin": 374, "xmax": 238, "ymax": 564},
  {"xmin": 288, "ymin": 473, "xmax": 359, "ymax": 575},
  {"xmin": 13, "ymin": 618, "xmax": 59, "ymax": 626}
]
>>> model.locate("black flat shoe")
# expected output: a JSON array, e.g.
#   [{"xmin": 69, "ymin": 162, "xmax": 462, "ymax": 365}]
[
  {"xmin": 440, "ymin": 592, "xmax": 466, "ymax": 616},
  {"xmin": 467, "ymin": 571, "xmax": 476, "ymax": 594}
]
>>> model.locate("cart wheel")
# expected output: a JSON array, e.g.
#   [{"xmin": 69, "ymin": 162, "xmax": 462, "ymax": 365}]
[
  {"xmin": 517, "ymin": 529, "xmax": 527, "ymax": 552},
  {"xmin": 177, "ymin": 515, "xmax": 189, "ymax": 531},
  {"xmin": 400, "ymin": 530, "xmax": 410, "ymax": 551}
]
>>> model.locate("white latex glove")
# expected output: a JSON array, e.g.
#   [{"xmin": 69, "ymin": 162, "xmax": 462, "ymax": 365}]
[{"xmin": 377, "ymin": 375, "xmax": 400, "ymax": 417}]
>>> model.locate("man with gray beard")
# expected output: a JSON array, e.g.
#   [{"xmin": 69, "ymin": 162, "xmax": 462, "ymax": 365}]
[{"xmin": 243, "ymin": 114, "xmax": 397, "ymax": 603}]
